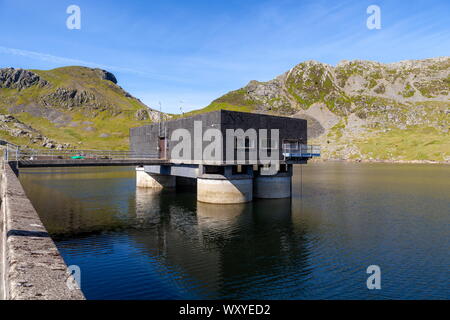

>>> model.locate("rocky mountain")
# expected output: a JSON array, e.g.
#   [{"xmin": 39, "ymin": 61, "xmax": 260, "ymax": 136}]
[
  {"xmin": 197, "ymin": 57, "xmax": 449, "ymax": 161},
  {"xmin": 0, "ymin": 66, "xmax": 161, "ymax": 150},
  {"xmin": 1, "ymin": 58, "xmax": 448, "ymax": 161}
]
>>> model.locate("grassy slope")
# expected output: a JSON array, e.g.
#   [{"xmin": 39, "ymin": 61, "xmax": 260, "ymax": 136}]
[
  {"xmin": 0, "ymin": 66, "xmax": 153, "ymax": 150},
  {"xmin": 174, "ymin": 88, "xmax": 256, "ymax": 119},
  {"xmin": 356, "ymin": 126, "xmax": 449, "ymax": 161}
]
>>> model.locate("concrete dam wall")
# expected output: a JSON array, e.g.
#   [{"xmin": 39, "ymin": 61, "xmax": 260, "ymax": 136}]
[{"xmin": 0, "ymin": 161, "xmax": 84, "ymax": 300}]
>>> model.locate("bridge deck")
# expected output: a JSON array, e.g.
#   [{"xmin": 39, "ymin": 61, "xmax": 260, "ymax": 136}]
[{"xmin": 17, "ymin": 159, "xmax": 168, "ymax": 168}]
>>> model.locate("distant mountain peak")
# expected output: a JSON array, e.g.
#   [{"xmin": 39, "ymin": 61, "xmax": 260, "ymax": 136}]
[{"xmin": 192, "ymin": 57, "xmax": 449, "ymax": 162}]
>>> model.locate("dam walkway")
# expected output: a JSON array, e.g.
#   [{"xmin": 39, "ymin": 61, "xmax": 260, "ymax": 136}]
[{"xmin": 3, "ymin": 145, "xmax": 166, "ymax": 168}]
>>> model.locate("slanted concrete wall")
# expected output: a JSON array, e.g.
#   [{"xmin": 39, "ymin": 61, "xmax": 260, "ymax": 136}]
[
  {"xmin": 0, "ymin": 162, "xmax": 84, "ymax": 300},
  {"xmin": 136, "ymin": 167, "xmax": 176, "ymax": 188}
]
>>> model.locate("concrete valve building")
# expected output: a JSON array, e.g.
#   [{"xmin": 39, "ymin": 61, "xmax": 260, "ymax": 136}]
[{"xmin": 130, "ymin": 110, "xmax": 320, "ymax": 204}]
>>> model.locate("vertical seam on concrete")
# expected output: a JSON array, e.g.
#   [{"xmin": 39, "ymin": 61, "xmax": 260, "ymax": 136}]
[
  {"xmin": 1, "ymin": 190, "xmax": 6, "ymax": 300},
  {"xmin": 1, "ymin": 163, "xmax": 8, "ymax": 300}
]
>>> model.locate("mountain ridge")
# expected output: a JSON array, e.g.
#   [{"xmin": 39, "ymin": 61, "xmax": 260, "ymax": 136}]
[
  {"xmin": 0, "ymin": 57, "xmax": 449, "ymax": 161},
  {"xmin": 194, "ymin": 56, "xmax": 449, "ymax": 161}
]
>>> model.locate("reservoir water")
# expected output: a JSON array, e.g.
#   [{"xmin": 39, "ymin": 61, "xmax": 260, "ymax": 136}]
[{"xmin": 19, "ymin": 163, "xmax": 449, "ymax": 300}]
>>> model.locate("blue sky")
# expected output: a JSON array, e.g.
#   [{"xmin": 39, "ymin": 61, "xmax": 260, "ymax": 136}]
[{"xmin": 0, "ymin": 0, "xmax": 449, "ymax": 113}]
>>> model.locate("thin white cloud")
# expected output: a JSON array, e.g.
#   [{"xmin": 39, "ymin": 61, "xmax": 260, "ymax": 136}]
[
  {"xmin": 0, "ymin": 46, "xmax": 195, "ymax": 83},
  {"xmin": 0, "ymin": 46, "xmax": 145, "ymax": 75}
]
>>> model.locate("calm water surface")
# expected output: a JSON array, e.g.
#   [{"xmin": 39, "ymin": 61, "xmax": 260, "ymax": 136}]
[{"xmin": 19, "ymin": 163, "xmax": 449, "ymax": 300}]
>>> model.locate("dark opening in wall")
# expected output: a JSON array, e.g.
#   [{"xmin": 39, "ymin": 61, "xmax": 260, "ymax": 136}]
[{"xmin": 204, "ymin": 166, "xmax": 225, "ymax": 175}]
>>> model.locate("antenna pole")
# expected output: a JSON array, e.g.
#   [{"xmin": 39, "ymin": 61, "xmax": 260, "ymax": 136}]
[{"xmin": 158, "ymin": 101, "xmax": 162, "ymax": 137}]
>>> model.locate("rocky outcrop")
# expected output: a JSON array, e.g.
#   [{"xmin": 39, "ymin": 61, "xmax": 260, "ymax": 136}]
[
  {"xmin": 0, "ymin": 114, "xmax": 69, "ymax": 149},
  {"xmin": 135, "ymin": 108, "xmax": 149, "ymax": 120},
  {"xmin": 93, "ymin": 68, "xmax": 117, "ymax": 84},
  {"xmin": 226, "ymin": 57, "xmax": 450, "ymax": 116},
  {"xmin": 0, "ymin": 68, "xmax": 48, "ymax": 90},
  {"xmin": 41, "ymin": 88, "xmax": 98, "ymax": 109},
  {"xmin": 134, "ymin": 108, "xmax": 163, "ymax": 122},
  {"xmin": 206, "ymin": 57, "xmax": 449, "ymax": 161}
]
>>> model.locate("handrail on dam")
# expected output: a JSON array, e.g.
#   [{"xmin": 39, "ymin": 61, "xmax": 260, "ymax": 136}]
[
  {"xmin": 3, "ymin": 146, "xmax": 159, "ymax": 162},
  {"xmin": 1, "ymin": 143, "xmax": 164, "ymax": 168},
  {"xmin": 282, "ymin": 144, "xmax": 321, "ymax": 159},
  {"xmin": 1, "ymin": 139, "xmax": 160, "ymax": 162},
  {"xmin": 17, "ymin": 149, "xmax": 160, "ymax": 161}
]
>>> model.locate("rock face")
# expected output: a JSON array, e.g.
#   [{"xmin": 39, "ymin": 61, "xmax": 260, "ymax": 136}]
[
  {"xmin": 204, "ymin": 57, "xmax": 450, "ymax": 161},
  {"xmin": 0, "ymin": 114, "xmax": 62, "ymax": 149},
  {"xmin": 93, "ymin": 68, "xmax": 117, "ymax": 84},
  {"xmin": 134, "ymin": 108, "xmax": 163, "ymax": 122},
  {"xmin": 0, "ymin": 68, "xmax": 48, "ymax": 90},
  {"xmin": 41, "ymin": 87, "xmax": 97, "ymax": 109},
  {"xmin": 218, "ymin": 57, "xmax": 449, "ymax": 115},
  {"xmin": 135, "ymin": 109, "xmax": 149, "ymax": 120}
]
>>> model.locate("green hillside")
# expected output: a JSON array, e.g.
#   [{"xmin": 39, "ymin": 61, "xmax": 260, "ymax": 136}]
[{"xmin": 0, "ymin": 66, "xmax": 160, "ymax": 150}]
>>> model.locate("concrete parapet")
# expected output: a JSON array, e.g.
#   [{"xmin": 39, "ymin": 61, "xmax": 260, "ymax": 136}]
[
  {"xmin": 1, "ymin": 161, "xmax": 84, "ymax": 300},
  {"xmin": 136, "ymin": 167, "xmax": 176, "ymax": 188}
]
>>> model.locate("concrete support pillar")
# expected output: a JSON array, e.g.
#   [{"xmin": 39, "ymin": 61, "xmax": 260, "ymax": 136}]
[
  {"xmin": 254, "ymin": 174, "xmax": 292, "ymax": 199},
  {"xmin": 197, "ymin": 177, "xmax": 253, "ymax": 204},
  {"xmin": 136, "ymin": 167, "xmax": 175, "ymax": 189}
]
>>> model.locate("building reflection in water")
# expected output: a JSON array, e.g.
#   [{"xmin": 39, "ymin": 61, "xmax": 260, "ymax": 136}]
[
  {"xmin": 131, "ymin": 191, "xmax": 313, "ymax": 299},
  {"xmin": 20, "ymin": 167, "xmax": 314, "ymax": 299}
]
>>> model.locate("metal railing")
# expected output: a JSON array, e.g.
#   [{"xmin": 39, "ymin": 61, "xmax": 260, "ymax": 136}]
[
  {"xmin": 3, "ymin": 146, "xmax": 160, "ymax": 162},
  {"xmin": 282, "ymin": 144, "xmax": 321, "ymax": 159},
  {"xmin": 1, "ymin": 140, "xmax": 20, "ymax": 162}
]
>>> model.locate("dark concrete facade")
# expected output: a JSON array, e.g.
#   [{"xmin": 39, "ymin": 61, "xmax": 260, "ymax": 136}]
[{"xmin": 130, "ymin": 110, "xmax": 308, "ymax": 165}]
